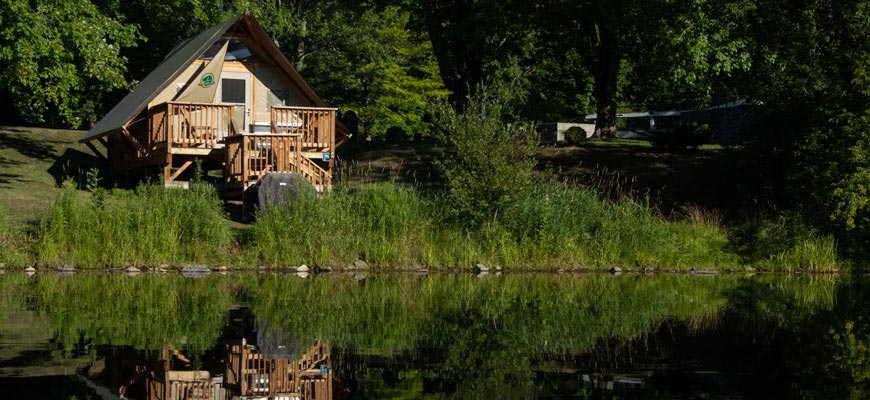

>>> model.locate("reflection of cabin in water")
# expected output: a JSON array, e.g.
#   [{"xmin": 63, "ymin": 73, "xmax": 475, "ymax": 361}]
[
  {"xmin": 117, "ymin": 342, "xmax": 332, "ymax": 400},
  {"xmin": 112, "ymin": 308, "xmax": 334, "ymax": 400},
  {"xmin": 79, "ymin": 13, "xmax": 350, "ymax": 197}
]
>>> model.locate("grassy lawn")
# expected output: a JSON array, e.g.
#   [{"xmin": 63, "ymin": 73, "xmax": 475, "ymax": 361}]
[
  {"xmin": 538, "ymin": 141, "xmax": 747, "ymax": 217},
  {"xmin": 0, "ymin": 126, "xmax": 98, "ymax": 225}
]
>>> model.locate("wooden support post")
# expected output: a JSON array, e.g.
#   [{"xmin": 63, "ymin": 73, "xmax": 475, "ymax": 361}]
[
  {"xmin": 162, "ymin": 346, "xmax": 170, "ymax": 400},
  {"xmin": 97, "ymin": 137, "xmax": 109, "ymax": 150},
  {"xmin": 164, "ymin": 154, "xmax": 173, "ymax": 184},
  {"xmin": 84, "ymin": 141, "xmax": 108, "ymax": 162},
  {"xmin": 169, "ymin": 160, "xmax": 193, "ymax": 182}
]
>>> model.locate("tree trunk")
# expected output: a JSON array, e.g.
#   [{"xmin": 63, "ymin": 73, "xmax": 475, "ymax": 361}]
[
  {"xmin": 591, "ymin": 25, "xmax": 619, "ymax": 139},
  {"xmin": 419, "ymin": 0, "xmax": 484, "ymax": 110}
]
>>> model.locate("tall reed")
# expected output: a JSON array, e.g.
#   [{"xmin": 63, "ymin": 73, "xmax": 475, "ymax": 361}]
[
  {"xmin": 251, "ymin": 181, "xmax": 739, "ymax": 269},
  {"xmin": 37, "ymin": 183, "xmax": 232, "ymax": 266},
  {"xmin": 0, "ymin": 205, "xmax": 34, "ymax": 266}
]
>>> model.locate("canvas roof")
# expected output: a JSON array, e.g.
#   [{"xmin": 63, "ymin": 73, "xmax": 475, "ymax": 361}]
[{"xmin": 80, "ymin": 13, "xmax": 346, "ymax": 143}]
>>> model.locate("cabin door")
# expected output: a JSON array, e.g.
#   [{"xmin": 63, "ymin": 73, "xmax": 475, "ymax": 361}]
[{"xmin": 218, "ymin": 71, "xmax": 252, "ymax": 132}]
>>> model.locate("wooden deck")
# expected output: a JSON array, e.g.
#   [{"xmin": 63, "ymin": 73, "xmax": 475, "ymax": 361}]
[{"xmin": 119, "ymin": 101, "xmax": 338, "ymax": 195}]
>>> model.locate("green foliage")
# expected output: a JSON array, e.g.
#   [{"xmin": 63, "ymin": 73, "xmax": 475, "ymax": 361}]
[
  {"xmin": 647, "ymin": 123, "xmax": 711, "ymax": 150},
  {"xmin": 37, "ymin": 182, "xmax": 231, "ymax": 266},
  {"xmin": 563, "ymin": 126, "xmax": 589, "ymax": 146},
  {"xmin": 95, "ymin": 0, "xmax": 228, "ymax": 78},
  {"xmin": 830, "ymin": 321, "xmax": 870, "ymax": 385},
  {"xmin": 431, "ymin": 96, "xmax": 538, "ymax": 226},
  {"xmin": 297, "ymin": 3, "xmax": 448, "ymax": 139},
  {"xmin": 0, "ymin": 0, "xmax": 140, "ymax": 127},
  {"xmin": 731, "ymin": 214, "xmax": 839, "ymax": 272},
  {"xmin": 740, "ymin": 1, "xmax": 870, "ymax": 259}
]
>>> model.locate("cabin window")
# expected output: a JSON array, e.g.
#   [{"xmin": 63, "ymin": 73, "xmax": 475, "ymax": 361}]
[{"xmin": 222, "ymin": 79, "xmax": 246, "ymax": 104}]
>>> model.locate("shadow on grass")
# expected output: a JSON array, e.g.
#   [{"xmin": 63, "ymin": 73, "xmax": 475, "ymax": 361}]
[
  {"xmin": 0, "ymin": 132, "xmax": 58, "ymax": 162},
  {"xmin": 47, "ymin": 148, "xmax": 109, "ymax": 187}
]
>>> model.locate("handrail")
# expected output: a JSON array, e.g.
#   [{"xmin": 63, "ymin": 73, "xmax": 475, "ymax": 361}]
[
  {"xmin": 271, "ymin": 105, "xmax": 338, "ymax": 111},
  {"xmin": 270, "ymin": 106, "xmax": 335, "ymax": 150},
  {"xmin": 224, "ymin": 133, "xmax": 331, "ymax": 190},
  {"xmin": 161, "ymin": 101, "xmax": 236, "ymax": 148}
]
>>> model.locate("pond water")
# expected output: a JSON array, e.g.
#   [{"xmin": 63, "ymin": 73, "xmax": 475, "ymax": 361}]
[{"xmin": 0, "ymin": 272, "xmax": 866, "ymax": 399}]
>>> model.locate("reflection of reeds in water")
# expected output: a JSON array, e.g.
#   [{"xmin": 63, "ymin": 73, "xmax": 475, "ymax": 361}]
[
  {"xmin": 243, "ymin": 274, "xmax": 746, "ymax": 356},
  {"xmin": 0, "ymin": 272, "xmax": 844, "ymax": 382},
  {"xmin": 21, "ymin": 273, "xmax": 232, "ymax": 356}
]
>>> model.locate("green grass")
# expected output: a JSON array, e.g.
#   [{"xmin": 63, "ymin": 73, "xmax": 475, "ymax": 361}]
[
  {"xmin": 0, "ymin": 205, "xmax": 34, "ymax": 266},
  {"xmin": 0, "ymin": 126, "xmax": 98, "ymax": 224}
]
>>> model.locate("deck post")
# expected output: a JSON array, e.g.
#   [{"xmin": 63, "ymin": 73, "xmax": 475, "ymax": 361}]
[{"xmin": 164, "ymin": 154, "xmax": 173, "ymax": 184}]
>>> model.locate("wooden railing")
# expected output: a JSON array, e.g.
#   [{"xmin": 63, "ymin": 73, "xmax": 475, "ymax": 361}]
[
  {"xmin": 149, "ymin": 102, "xmax": 237, "ymax": 149},
  {"xmin": 271, "ymin": 106, "xmax": 336, "ymax": 150},
  {"xmin": 168, "ymin": 380, "xmax": 213, "ymax": 400},
  {"xmin": 225, "ymin": 339, "xmax": 332, "ymax": 399},
  {"xmin": 225, "ymin": 133, "xmax": 331, "ymax": 189}
]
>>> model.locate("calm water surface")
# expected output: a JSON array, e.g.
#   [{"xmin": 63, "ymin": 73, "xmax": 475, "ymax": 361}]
[{"xmin": 0, "ymin": 272, "xmax": 866, "ymax": 399}]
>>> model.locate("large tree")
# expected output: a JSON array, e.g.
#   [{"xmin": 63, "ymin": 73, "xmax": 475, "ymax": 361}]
[
  {"xmin": 548, "ymin": 0, "xmax": 752, "ymax": 137},
  {"xmin": 294, "ymin": 3, "xmax": 448, "ymax": 138},
  {"xmin": 412, "ymin": 0, "xmax": 538, "ymax": 107},
  {"xmin": 0, "ymin": 0, "xmax": 140, "ymax": 127}
]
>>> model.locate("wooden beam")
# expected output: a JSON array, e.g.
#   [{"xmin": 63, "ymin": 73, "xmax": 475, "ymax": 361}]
[
  {"xmin": 84, "ymin": 141, "xmax": 108, "ymax": 162},
  {"xmin": 96, "ymin": 137, "xmax": 109, "ymax": 150},
  {"xmin": 170, "ymin": 147, "xmax": 221, "ymax": 156},
  {"xmin": 169, "ymin": 160, "xmax": 194, "ymax": 182}
]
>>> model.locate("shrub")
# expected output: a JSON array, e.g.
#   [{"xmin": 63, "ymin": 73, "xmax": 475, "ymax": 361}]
[
  {"xmin": 384, "ymin": 126, "xmax": 407, "ymax": 143},
  {"xmin": 563, "ymin": 126, "xmax": 588, "ymax": 145},
  {"xmin": 430, "ymin": 96, "xmax": 538, "ymax": 226},
  {"xmin": 647, "ymin": 122, "xmax": 711, "ymax": 150}
]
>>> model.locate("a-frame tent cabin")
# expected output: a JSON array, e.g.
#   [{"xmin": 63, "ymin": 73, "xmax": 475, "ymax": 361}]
[{"xmin": 80, "ymin": 12, "xmax": 350, "ymax": 195}]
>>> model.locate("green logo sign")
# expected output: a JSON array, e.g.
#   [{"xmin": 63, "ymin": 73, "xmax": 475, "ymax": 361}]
[{"xmin": 198, "ymin": 73, "xmax": 215, "ymax": 88}]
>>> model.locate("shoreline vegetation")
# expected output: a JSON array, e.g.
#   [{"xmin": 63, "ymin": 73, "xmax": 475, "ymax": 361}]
[
  {"xmin": 0, "ymin": 98, "xmax": 841, "ymax": 273},
  {"xmin": 0, "ymin": 180, "xmax": 838, "ymax": 272}
]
